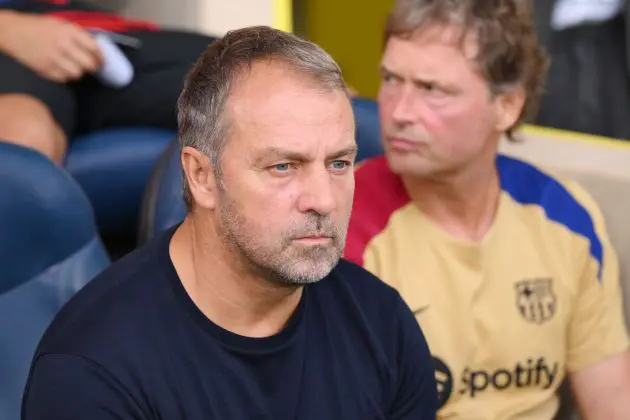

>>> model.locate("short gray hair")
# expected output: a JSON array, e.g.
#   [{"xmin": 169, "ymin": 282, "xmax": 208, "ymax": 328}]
[{"xmin": 177, "ymin": 25, "xmax": 348, "ymax": 210}]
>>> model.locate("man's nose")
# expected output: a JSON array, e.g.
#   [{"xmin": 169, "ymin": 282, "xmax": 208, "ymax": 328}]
[
  {"xmin": 391, "ymin": 87, "xmax": 419, "ymax": 125},
  {"xmin": 296, "ymin": 169, "xmax": 338, "ymax": 216}
]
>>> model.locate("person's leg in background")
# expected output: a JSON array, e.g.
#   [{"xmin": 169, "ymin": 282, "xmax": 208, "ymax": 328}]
[
  {"xmin": 0, "ymin": 53, "xmax": 76, "ymax": 164},
  {"xmin": 0, "ymin": 29, "xmax": 215, "ymax": 161},
  {"xmin": 75, "ymin": 30, "xmax": 216, "ymax": 133}
]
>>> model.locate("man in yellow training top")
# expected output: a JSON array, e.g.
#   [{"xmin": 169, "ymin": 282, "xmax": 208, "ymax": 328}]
[{"xmin": 344, "ymin": 0, "xmax": 630, "ymax": 418}]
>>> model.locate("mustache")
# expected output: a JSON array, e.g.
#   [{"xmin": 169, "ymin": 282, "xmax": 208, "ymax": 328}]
[
  {"xmin": 288, "ymin": 214, "xmax": 339, "ymax": 239},
  {"xmin": 387, "ymin": 126, "xmax": 428, "ymax": 143}
]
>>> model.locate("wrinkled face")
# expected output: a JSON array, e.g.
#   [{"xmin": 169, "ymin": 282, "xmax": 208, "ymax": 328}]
[
  {"xmin": 378, "ymin": 25, "xmax": 517, "ymax": 178},
  {"xmin": 215, "ymin": 62, "xmax": 356, "ymax": 286}
]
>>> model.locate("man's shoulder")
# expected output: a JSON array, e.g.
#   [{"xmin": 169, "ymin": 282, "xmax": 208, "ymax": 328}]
[
  {"xmin": 36, "ymin": 238, "xmax": 167, "ymax": 358},
  {"xmin": 498, "ymin": 154, "xmax": 605, "ymax": 239},
  {"xmin": 498, "ymin": 154, "xmax": 594, "ymax": 209},
  {"xmin": 498, "ymin": 154, "xmax": 608, "ymax": 273}
]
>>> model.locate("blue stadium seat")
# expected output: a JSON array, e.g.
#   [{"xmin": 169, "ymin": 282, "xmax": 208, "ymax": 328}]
[
  {"xmin": 65, "ymin": 128, "xmax": 176, "ymax": 236},
  {"xmin": 138, "ymin": 97, "xmax": 384, "ymax": 243},
  {"xmin": 138, "ymin": 139, "xmax": 187, "ymax": 243},
  {"xmin": 0, "ymin": 142, "xmax": 110, "ymax": 420},
  {"xmin": 352, "ymin": 97, "xmax": 383, "ymax": 161}
]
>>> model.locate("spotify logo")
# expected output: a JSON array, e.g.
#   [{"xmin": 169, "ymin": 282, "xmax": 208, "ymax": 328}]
[
  {"xmin": 433, "ymin": 356, "xmax": 453, "ymax": 408},
  {"xmin": 431, "ymin": 355, "xmax": 560, "ymax": 410}
]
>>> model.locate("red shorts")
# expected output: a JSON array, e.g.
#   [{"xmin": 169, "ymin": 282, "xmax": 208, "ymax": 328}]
[{"xmin": 16, "ymin": 0, "xmax": 160, "ymax": 32}]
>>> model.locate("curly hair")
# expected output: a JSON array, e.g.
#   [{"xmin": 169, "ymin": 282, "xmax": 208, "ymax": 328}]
[{"xmin": 385, "ymin": 0, "xmax": 549, "ymax": 140}]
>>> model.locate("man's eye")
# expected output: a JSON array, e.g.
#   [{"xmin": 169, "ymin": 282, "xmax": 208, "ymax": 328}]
[
  {"xmin": 383, "ymin": 74, "xmax": 397, "ymax": 84},
  {"xmin": 420, "ymin": 82, "xmax": 438, "ymax": 92},
  {"xmin": 274, "ymin": 163, "xmax": 291, "ymax": 172},
  {"xmin": 330, "ymin": 160, "xmax": 351, "ymax": 170}
]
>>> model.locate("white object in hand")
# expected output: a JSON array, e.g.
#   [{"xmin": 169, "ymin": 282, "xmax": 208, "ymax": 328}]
[{"xmin": 94, "ymin": 32, "xmax": 134, "ymax": 88}]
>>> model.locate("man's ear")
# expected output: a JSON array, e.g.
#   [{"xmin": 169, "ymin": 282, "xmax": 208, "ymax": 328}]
[
  {"xmin": 494, "ymin": 85, "xmax": 526, "ymax": 133},
  {"xmin": 181, "ymin": 146, "xmax": 219, "ymax": 210}
]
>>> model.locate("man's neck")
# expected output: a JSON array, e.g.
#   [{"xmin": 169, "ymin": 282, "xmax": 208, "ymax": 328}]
[
  {"xmin": 170, "ymin": 217, "xmax": 303, "ymax": 338},
  {"xmin": 402, "ymin": 156, "xmax": 501, "ymax": 242}
]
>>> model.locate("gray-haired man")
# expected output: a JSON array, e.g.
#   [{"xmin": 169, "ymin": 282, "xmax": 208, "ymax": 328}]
[{"xmin": 21, "ymin": 26, "xmax": 437, "ymax": 420}]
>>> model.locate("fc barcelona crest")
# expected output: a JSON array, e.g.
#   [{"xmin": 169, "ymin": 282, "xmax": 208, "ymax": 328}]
[{"xmin": 515, "ymin": 278, "xmax": 556, "ymax": 324}]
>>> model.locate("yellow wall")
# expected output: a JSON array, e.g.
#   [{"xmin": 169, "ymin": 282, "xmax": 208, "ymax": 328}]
[
  {"xmin": 273, "ymin": 0, "xmax": 293, "ymax": 32},
  {"xmin": 302, "ymin": 0, "xmax": 394, "ymax": 98}
]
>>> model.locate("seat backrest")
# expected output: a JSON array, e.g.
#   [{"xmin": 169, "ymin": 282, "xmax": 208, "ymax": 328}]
[
  {"xmin": 64, "ymin": 128, "xmax": 176, "ymax": 236},
  {"xmin": 138, "ymin": 139, "xmax": 187, "ymax": 243},
  {"xmin": 138, "ymin": 97, "xmax": 386, "ymax": 244},
  {"xmin": 0, "ymin": 142, "xmax": 110, "ymax": 420},
  {"xmin": 352, "ymin": 97, "xmax": 384, "ymax": 161}
]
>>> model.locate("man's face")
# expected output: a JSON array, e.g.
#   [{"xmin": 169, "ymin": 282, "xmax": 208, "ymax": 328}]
[
  {"xmin": 378, "ymin": 25, "xmax": 506, "ymax": 178},
  {"xmin": 215, "ymin": 62, "xmax": 356, "ymax": 286}
]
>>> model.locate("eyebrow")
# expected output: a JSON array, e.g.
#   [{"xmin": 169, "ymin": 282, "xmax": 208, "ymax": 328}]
[
  {"xmin": 329, "ymin": 145, "xmax": 358, "ymax": 160},
  {"xmin": 380, "ymin": 64, "xmax": 443, "ymax": 90},
  {"xmin": 255, "ymin": 144, "xmax": 358, "ymax": 164}
]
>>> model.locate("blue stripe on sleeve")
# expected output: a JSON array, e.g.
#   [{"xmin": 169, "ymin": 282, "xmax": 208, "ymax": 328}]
[{"xmin": 497, "ymin": 155, "xmax": 603, "ymax": 281}]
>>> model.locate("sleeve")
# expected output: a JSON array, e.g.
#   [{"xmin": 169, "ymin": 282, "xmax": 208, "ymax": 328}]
[
  {"xmin": 389, "ymin": 293, "xmax": 438, "ymax": 419},
  {"xmin": 343, "ymin": 161, "xmax": 388, "ymax": 270},
  {"xmin": 22, "ymin": 353, "xmax": 147, "ymax": 420},
  {"xmin": 343, "ymin": 207, "xmax": 375, "ymax": 269},
  {"xmin": 563, "ymin": 181, "xmax": 630, "ymax": 373}
]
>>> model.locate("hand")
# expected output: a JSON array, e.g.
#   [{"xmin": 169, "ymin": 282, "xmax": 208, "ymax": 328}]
[{"xmin": 0, "ymin": 12, "xmax": 103, "ymax": 83}]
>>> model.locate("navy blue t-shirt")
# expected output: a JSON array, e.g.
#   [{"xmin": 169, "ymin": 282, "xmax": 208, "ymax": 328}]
[{"xmin": 21, "ymin": 227, "xmax": 437, "ymax": 419}]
